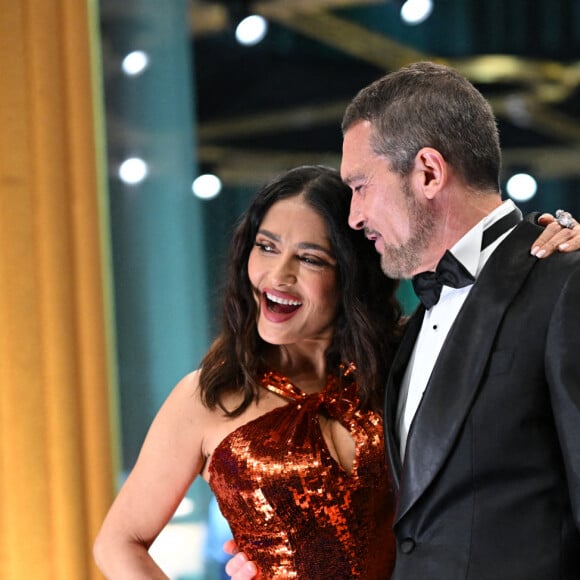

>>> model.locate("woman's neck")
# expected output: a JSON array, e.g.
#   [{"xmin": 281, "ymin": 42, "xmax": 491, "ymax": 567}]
[{"xmin": 264, "ymin": 344, "xmax": 328, "ymax": 394}]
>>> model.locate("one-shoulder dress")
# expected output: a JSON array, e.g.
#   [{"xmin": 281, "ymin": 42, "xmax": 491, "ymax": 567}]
[{"xmin": 208, "ymin": 370, "xmax": 396, "ymax": 579}]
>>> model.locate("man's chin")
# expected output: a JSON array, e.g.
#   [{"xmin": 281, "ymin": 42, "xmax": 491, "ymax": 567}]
[{"xmin": 381, "ymin": 249, "xmax": 416, "ymax": 280}]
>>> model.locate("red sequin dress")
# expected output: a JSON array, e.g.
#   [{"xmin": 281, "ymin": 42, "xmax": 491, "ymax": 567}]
[{"xmin": 208, "ymin": 370, "xmax": 396, "ymax": 579}]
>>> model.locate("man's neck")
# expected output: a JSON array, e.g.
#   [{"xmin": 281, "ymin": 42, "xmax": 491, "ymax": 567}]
[{"xmin": 417, "ymin": 189, "xmax": 503, "ymax": 274}]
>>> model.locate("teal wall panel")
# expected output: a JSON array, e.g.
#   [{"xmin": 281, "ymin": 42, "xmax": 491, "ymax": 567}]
[{"xmin": 104, "ymin": 0, "xmax": 209, "ymax": 470}]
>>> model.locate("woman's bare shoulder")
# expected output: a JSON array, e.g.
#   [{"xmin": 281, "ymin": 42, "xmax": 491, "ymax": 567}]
[{"xmin": 168, "ymin": 369, "xmax": 213, "ymax": 417}]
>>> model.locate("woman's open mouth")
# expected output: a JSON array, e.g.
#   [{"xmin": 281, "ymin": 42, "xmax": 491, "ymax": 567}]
[{"xmin": 265, "ymin": 291, "xmax": 302, "ymax": 315}]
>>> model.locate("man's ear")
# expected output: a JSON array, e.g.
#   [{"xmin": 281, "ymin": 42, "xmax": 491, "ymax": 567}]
[{"xmin": 411, "ymin": 147, "xmax": 447, "ymax": 200}]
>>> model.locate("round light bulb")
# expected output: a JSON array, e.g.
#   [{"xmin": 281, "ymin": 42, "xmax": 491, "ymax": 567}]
[
  {"xmin": 192, "ymin": 173, "xmax": 222, "ymax": 199},
  {"xmin": 119, "ymin": 157, "xmax": 148, "ymax": 185},
  {"xmin": 506, "ymin": 172, "xmax": 537, "ymax": 202},
  {"xmin": 122, "ymin": 51, "xmax": 149, "ymax": 76},
  {"xmin": 235, "ymin": 15, "xmax": 268, "ymax": 46},
  {"xmin": 400, "ymin": 0, "xmax": 433, "ymax": 25}
]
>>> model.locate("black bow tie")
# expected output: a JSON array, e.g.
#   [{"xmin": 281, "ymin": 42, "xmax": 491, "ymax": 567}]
[
  {"xmin": 412, "ymin": 208, "xmax": 522, "ymax": 309},
  {"xmin": 412, "ymin": 250, "xmax": 474, "ymax": 309}
]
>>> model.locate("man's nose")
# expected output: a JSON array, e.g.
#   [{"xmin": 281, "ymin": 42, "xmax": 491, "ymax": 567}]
[{"xmin": 348, "ymin": 199, "xmax": 365, "ymax": 230}]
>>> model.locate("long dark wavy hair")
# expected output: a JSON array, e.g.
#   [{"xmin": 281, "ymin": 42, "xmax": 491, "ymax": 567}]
[{"xmin": 199, "ymin": 165, "xmax": 402, "ymax": 416}]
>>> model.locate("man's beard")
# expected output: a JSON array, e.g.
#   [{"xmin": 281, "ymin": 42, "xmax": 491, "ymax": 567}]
[{"xmin": 380, "ymin": 178, "xmax": 436, "ymax": 280}]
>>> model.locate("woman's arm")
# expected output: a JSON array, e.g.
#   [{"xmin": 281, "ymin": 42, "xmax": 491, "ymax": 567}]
[{"xmin": 93, "ymin": 371, "xmax": 209, "ymax": 579}]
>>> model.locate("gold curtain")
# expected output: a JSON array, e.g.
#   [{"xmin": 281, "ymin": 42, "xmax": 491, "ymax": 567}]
[{"xmin": 0, "ymin": 0, "xmax": 117, "ymax": 578}]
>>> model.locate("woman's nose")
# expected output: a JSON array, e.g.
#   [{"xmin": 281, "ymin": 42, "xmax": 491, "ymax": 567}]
[{"xmin": 271, "ymin": 257, "xmax": 297, "ymax": 286}]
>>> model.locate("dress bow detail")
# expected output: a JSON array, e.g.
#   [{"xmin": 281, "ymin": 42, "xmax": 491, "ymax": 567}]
[
  {"xmin": 412, "ymin": 250, "xmax": 475, "ymax": 309},
  {"xmin": 260, "ymin": 369, "xmax": 360, "ymax": 421},
  {"xmin": 314, "ymin": 375, "xmax": 359, "ymax": 422}
]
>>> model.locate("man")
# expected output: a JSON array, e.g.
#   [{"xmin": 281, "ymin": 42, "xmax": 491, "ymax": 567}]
[
  {"xmin": 226, "ymin": 62, "xmax": 580, "ymax": 579},
  {"xmin": 339, "ymin": 61, "xmax": 580, "ymax": 579}
]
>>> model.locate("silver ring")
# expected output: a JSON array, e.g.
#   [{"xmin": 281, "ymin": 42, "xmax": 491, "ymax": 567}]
[{"xmin": 556, "ymin": 209, "xmax": 576, "ymax": 229}]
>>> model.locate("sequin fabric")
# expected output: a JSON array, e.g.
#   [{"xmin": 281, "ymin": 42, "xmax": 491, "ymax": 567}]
[{"xmin": 209, "ymin": 370, "xmax": 396, "ymax": 579}]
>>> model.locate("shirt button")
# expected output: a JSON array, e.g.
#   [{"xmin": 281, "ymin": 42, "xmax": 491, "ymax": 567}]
[{"xmin": 400, "ymin": 538, "xmax": 416, "ymax": 554}]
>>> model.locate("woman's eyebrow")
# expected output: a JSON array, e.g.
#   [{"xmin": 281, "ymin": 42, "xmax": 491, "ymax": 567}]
[
  {"xmin": 257, "ymin": 229, "xmax": 335, "ymax": 258},
  {"xmin": 296, "ymin": 241, "xmax": 335, "ymax": 258},
  {"xmin": 256, "ymin": 228, "xmax": 280, "ymax": 241}
]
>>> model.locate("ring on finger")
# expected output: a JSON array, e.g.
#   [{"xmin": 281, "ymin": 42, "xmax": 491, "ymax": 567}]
[{"xmin": 556, "ymin": 209, "xmax": 576, "ymax": 229}]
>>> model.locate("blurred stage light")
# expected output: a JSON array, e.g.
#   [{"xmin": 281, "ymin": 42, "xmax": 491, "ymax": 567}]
[
  {"xmin": 122, "ymin": 50, "xmax": 150, "ymax": 76},
  {"xmin": 235, "ymin": 14, "xmax": 268, "ymax": 46},
  {"xmin": 400, "ymin": 0, "xmax": 434, "ymax": 25},
  {"xmin": 192, "ymin": 173, "xmax": 222, "ymax": 199},
  {"xmin": 506, "ymin": 172, "xmax": 537, "ymax": 202},
  {"xmin": 119, "ymin": 157, "xmax": 148, "ymax": 184}
]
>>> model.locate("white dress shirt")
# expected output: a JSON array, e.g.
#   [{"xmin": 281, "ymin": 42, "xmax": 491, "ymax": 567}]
[{"xmin": 396, "ymin": 200, "xmax": 519, "ymax": 458}]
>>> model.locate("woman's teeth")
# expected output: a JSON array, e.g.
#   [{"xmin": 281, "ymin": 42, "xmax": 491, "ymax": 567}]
[{"xmin": 265, "ymin": 292, "xmax": 302, "ymax": 306}]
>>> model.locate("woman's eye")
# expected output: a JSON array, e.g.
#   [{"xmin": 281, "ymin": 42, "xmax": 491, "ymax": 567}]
[
  {"xmin": 300, "ymin": 255, "xmax": 325, "ymax": 266},
  {"xmin": 255, "ymin": 241, "xmax": 274, "ymax": 253}
]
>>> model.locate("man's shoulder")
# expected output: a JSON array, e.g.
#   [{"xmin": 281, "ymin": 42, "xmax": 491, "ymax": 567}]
[{"xmin": 529, "ymin": 245, "xmax": 580, "ymax": 286}]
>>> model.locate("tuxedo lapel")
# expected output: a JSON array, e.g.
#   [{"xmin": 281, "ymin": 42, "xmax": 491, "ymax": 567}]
[
  {"xmin": 385, "ymin": 306, "xmax": 425, "ymax": 488},
  {"xmin": 394, "ymin": 218, "xmax": 541, "ymax": 523}
]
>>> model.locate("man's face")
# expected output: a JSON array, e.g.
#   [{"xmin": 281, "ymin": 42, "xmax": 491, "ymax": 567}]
[{"xmin": 341, "ymin": 120, "xmax": 436, "ymax": 279}]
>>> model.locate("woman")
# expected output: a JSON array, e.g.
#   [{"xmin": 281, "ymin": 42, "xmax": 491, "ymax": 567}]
[{"xmin": 94, "ymin": 165, "xmax": 402, "ymax": 578}]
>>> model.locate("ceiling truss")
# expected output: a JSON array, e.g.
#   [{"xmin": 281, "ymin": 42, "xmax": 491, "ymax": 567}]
[{"xmin": 191, "ymin": 0, "xmax": 580, "ymax": 184}]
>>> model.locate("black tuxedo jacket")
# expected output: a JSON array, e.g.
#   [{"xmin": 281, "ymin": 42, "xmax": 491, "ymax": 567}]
[{"xmin": 385, "ymin": 214, "xmax": 580, "ymax": 579}]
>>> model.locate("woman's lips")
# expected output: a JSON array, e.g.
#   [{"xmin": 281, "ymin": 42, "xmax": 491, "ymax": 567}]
[{"xmin": 261, "ymin": 290, "xmax": 302, "ymax": 322}]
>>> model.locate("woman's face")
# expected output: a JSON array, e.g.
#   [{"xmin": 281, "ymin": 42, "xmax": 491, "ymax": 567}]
[{"xmin": 247, "ymin": 195, "xmax": 340, "ymax": 349}]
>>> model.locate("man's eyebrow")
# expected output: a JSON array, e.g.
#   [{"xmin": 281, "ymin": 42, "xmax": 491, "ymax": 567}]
[{"xmin": 341, "ymin": 173, "xmax": 363, "ymax": 187}]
